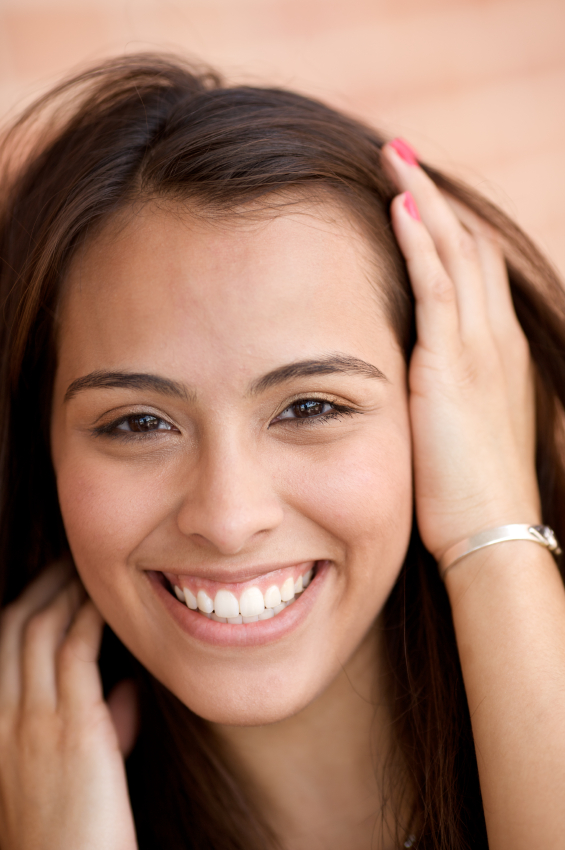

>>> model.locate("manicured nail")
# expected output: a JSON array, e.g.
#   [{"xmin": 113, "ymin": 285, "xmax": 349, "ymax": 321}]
[
  {"xmin": 403, "ymin": 192, "xmax": 420, "ymax": 221},
  {"xmin": 390, "ymin": 137, "xmax": 418, "ymax": 166}
]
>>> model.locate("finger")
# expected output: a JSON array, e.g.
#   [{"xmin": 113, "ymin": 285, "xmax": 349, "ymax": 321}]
[
  {"xmin": 382, "ymin": 141, "xmax": 488, "ymax": 339},
  {"xmin": 21, "ymin": 580, "xmax": 86, "ymax": 712},
  {"xmin": 442, "ymin": 195, "xmax": 525, "ymax": 340},
  {"xmin": 0, "ymin": 561, "xmax": 74, "ymax": 709},
  {"xmin": 57, "ymin": 600, "xmax": 105, "ymax": 712},
  {"xmin": 474, "ymin": 233, "xmax": 530, "ymax": 356},
  {"xmin": 390, "ymin": 191, "xmax": 460, "ymax": 356},
  {"xmin": 443, "ymin": 197, "xmax": 534, "ymax": 432},
  {"xmin": 453, "ymin": 206, "xmax": 527, "ymax": 351},
  {"xmin": 107, "ymin": 679, "xmax": 140, "ymax": 757}
]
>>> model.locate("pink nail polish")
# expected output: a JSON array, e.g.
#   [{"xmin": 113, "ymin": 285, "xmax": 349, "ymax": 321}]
[
  {"xmin": 403, "ymin": 192, "xmax": 420, "ymax": 221},
  {"xmin": 390, "ymin": 137, "xmax": 419, "ymax": 166}
]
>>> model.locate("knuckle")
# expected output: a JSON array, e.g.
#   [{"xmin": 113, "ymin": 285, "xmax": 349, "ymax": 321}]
[
  {"xmin": 456, "ymin": 229, "xmax": 478, "ymax": 261},
  {"xmin": 57, "ymin": 633, "xmax": 83, "ymax": 670},
  {"xmin": 23, "ymin": 608, "xmax": 55, "ymax": 645},
  {"xmin": 437, "ymin": 226, "xmax": 477, "ymax": 264},
  {"xmin": 427, "ymin": 270, "xmax": 456, "ymax": 303},
  {"xmin": 57, "ymin": 638, "xmax": 75, "ymax": 670},
  {"xmin": 452, "ymin": 345, "xmax": 500, "ymax": 390},
  {"xmin": 454, "ymin": 358, "xmax": 481, "ymax": 390}
]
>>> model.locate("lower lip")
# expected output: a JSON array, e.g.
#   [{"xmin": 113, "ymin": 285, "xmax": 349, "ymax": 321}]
[{"xmin": 147, "ymin": 561, "xmax": 330, "ymax": 648}]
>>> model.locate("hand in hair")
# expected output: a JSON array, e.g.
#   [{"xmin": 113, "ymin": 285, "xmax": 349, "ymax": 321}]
[
  {"xmin": 0, "ymin": 562, "xmax": 138, "ymax": 850},
  {"xmin": 383, "ymin": 140, "xmax": 540, "ymax": 560},
  {"xmin": 382, "ymin": 139, "xmax": 565, "ymax": 849}
]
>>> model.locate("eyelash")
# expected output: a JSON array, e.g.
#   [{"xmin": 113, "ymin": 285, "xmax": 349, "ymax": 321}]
[
  {"xmin": 92, "ymin": 414, "xmax": 175, "ymax": 440},
  {"xmin": 270, "ymin": 399, "xmax": 357, "ymax": 427},
  {"xmin": 93, "ymin": 399, "xmax": 358, "ymax": 440}
]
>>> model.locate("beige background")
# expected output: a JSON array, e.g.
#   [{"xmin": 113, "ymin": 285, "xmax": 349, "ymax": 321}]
[{"xmin": 0, "ymin": 0, "xmax": 563, "ymax": 276}]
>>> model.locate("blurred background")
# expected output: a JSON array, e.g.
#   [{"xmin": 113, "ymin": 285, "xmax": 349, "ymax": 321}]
[{"xmin": 0, "ymin": 0, "xmax": 563, "ymax": 275}]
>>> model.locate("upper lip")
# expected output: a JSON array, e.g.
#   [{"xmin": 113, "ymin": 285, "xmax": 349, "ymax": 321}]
[{"xmin": 145, "ymin": 559, "xmax": 319, "ymax": 584}]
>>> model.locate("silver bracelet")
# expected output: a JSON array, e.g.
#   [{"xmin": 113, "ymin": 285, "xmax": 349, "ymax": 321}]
[{"xmin": 439, "ymin": 524, "xmax": 562, "ymax": 579}]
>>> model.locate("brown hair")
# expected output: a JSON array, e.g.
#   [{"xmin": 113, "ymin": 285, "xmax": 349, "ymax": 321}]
[{"xmin": 1, "ymin": 53, "xmax": 564, "ymax": 850}]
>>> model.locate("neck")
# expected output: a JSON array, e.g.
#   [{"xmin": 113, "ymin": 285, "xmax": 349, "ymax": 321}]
[{"xmin": 213, "ymin": 626, "xmax": 399, "ymax": 850}]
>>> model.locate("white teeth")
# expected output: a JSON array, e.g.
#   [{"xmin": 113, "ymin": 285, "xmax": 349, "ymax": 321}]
[
  {"xmin": 183, "ymin": 587, "xmax": 198, "ymax": 609},
  {"xmin": 264, "ymin": 585, "xmax": 282, "ymax": 609},
  {"xmin": 280, "ymin": 577, "xmax": 295, "ymax": 602},
  {"xmin": 197, "ymin": 589, "xmax": 214, "ymax": 614},
  {"xmin": 214, "ymin": 589, "xmax": 240, "ymax": 619},
  {"xmin": 210, "ymin": 612, "xmax": 227, "ymax": 623},
  {"xmin": 174, "ymin": 563, "xmax": 317, "ymax": 623},
  {"xmin": 239, "ymin": 586, "xmax": 265, "ymax": 617}
]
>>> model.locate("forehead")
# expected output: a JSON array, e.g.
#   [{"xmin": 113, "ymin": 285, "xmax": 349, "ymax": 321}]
[{"xmin": 58, "ymin": 201, "xmax": 393, "ymax": 378}]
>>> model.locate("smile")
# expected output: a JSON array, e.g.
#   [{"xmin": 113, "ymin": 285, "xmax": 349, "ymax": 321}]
[{"xmin": 163, "ymin": 563, "xmax": 317, "ymax": 624}]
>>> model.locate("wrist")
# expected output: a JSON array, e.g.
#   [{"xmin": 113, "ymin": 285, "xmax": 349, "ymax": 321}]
[
  {"xmin": 439, "ymin": 524, "xmax": 561, "ymax": 580},
  {"xmin": 419, "ymin": 492, "xmax": 543, "ymax": 564},
  {"xmin": 441, "ymin": 534, "xmax": 561, "ymax": 600}
]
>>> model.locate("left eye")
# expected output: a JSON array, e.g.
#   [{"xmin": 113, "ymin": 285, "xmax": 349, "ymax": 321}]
[
  {"xmin": 115, "ymin": 414, "xmax": 173, "ymax": 433},
  {"xmin": 275, "ymin": 400, "xmax": 337, "ymax": 420}
]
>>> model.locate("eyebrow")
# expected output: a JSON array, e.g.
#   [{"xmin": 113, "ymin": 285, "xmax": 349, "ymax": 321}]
[
  {"xmin": 249, "ymin": 354, "xmax": 387, "ymax": 394},
  {"xmin": 64, "ymin": 355, "xmax": 387, "ymax": 403},
  {"xmin": 64, "ymin": 371, "xmax": 189, "ymax": 402}
]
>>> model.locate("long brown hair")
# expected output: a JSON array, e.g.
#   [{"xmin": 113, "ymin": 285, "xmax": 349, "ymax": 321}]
[{"xmin": 1, "ymin": 54, "xmax": 564, "ymax": 849}]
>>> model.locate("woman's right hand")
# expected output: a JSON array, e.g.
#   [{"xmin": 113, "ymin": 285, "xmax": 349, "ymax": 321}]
[{"xmin": 0, "ymin": 563, "xmax": 138, "ymax": 850}]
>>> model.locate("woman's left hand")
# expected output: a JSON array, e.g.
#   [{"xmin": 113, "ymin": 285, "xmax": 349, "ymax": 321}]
[
  {"xmin": 381, "ymin": 139, "xmax": 541, "ymax": 563},
  {"xmin": 381, "ymin": 140, "xmax": 565, "ymax": 850}
]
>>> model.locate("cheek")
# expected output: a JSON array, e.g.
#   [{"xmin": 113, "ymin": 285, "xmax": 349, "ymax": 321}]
[
  {"xmin": 288, "ymin": 431, "xmax": 412, "ymax": 545},
  {"xmin": 55, "ymin": 454, "xmax": 170, "ymax": 598},
  {"xmin": 279, "ymin": 422, "xmax": 413, "ymax": 581}
]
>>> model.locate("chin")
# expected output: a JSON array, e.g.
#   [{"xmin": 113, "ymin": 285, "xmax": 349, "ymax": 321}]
[{"xmin": 141, "ymin": 637, "xmax": 339, "ymax": 727}]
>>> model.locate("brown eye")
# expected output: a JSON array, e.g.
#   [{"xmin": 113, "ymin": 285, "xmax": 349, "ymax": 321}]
[
  {"xmin": 275, "ymin": 399, "xmax": 335, "ymax": 422},
  {"xmin": 117, "ymin": 414, "xmax": 172, "ymax": 433},
  {"xmin": 271, "ymin": 398, "xmax": 358, "ymax": 428},
  {"xmin": 293, "ymin": 400, "xmax": 327, "ymax": 418}
]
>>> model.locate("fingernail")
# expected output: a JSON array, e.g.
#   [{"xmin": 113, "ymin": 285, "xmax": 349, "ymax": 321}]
[
  {"xmin": 390, "ymin": 137, "xmax": 419, "ymax": 166},
  {"xmin": 403, "ymin": 191, "xmax": 420, "ymax": 221}
]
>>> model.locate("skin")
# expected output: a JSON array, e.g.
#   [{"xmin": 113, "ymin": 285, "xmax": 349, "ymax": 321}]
[
  {"xmin": 52, "ymin": 201, "xmax": 413, "ymax": 728},
  {"xmin": 1, "ymin": 143, "xmax": 565, "ymax": 850}
]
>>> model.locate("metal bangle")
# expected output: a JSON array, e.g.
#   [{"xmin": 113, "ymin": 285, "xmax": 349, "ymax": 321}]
[{"xmin": 439, "ymin": 524, "xmax": 562, "ymax": 579}]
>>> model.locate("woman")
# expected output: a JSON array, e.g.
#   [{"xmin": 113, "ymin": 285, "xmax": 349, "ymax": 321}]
[{"xmin": 0, "ymin": 53, "xmax": 564, "ymax": 850}]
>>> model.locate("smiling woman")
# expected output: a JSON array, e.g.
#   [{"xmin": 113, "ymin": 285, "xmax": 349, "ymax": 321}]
[
  {"xmin": 51, "ymin": 200, "xmax": 412, "ymax": 729},
  {"xmin": 1, "ymin": 54, "xmax": 565, "ymax": 850}
]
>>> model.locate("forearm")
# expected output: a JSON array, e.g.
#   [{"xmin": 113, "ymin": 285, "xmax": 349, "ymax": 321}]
[{"xmin": 445, "ymin": 541, "xmax": 565, "ymax": 848}]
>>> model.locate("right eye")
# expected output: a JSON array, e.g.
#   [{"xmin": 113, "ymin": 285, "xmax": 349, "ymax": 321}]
[
  {"xmin": 95, "ymin": 413, "xmax": 176, "ymax": 437},
  {"xmin": 118, "ymin": 414, "xmax": 172, "ymax": 432}
]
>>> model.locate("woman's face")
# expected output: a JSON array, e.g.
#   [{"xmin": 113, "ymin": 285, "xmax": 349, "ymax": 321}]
[{"xmin": 51, "ymin": 201, "xmax": 412, "ymax": 725}]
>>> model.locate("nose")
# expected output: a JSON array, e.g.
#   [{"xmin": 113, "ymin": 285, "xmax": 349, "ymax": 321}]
[{"xmin": 176, "ymin": 432, "xmax": 285, "ymax": 555}]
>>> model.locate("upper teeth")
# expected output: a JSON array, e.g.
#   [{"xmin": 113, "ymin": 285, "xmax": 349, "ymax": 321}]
[{"xmin": 172, "ymin": 567, "xmax": 314, "ymax": 623}]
